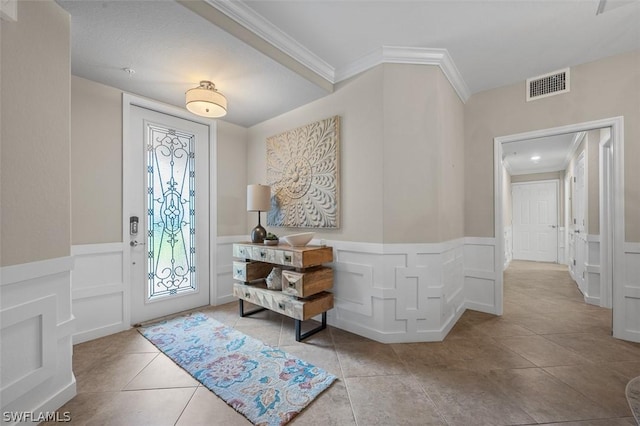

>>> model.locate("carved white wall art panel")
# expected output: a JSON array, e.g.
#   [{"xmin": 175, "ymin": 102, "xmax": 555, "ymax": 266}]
[{"xmin": 267, "ymin": 116, "xmax": 340, "ymax": 228}]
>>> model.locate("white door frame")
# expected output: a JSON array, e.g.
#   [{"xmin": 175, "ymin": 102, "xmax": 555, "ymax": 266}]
[
  {"xmin": 511, "ymin": 179, "xmax": 559, "ymax": 263},
  {"xmin": 599, "ymin": 128, "xmax": 613, "ymax": 309},
  {"xmin": 494, "ymin": 117, "xmax": 624, "ymax": 337},
  {"xmin": 122, "ymin": 93, "xmax": 218, "ymax": 327}
]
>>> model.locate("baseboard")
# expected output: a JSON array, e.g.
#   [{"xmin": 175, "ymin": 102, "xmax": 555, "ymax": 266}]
[{"xmin": 465, "ymin": 301, "xmax": 499, "ymax": 315}]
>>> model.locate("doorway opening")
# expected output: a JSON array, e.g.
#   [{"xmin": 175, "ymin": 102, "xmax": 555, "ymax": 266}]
[{"xmin": 494, "ymin": 117, "xmax": 626, "ymax": 339}]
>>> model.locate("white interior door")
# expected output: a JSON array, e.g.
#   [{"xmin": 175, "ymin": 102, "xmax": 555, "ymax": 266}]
[
  {"xmin": 573, "ymin": 153, "xmax": 587, "ymax": 293},
  {"xmin": 512, "ymin": 181, "xmax": 558, "ymax": 262},
  {"xmin": 128, "ymin": 106, "xmax": 210, "ymax": 325}
]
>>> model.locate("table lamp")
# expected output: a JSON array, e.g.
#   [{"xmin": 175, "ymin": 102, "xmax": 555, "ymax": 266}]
[{"xmin": 247, "ymin": 184, "xmax": 271, "ymax": 243}]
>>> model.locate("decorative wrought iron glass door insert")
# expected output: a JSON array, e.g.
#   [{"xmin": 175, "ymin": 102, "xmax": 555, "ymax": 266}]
[{"xmin": 146, "ymin": 125, "xmax": 197, "ymax": 300}]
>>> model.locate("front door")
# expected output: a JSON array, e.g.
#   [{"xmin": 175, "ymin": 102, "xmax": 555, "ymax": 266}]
[
  {"xmin": 127, "ymin": 105, "xmax": 210, "ymax": 325},
  {"xmin": 512, "ymin": 180, "xmax": 559, "ymax": 262}
]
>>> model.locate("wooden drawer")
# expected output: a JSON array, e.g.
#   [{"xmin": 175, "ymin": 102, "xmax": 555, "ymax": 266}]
[
  {"xmin": 282, "ymin": 267, "xmax": 333, "ymax": 298},
  {"xmin": 232, "ymin": 243, "xmax": 333, "ymax": 268},
  {"xmin": 252, "ymin": 246, "xmax": 269, "ymax": 262},
  {"xmin": 232, "ymin": 260, "xmax": 273, "ymax": 282},
  {"xmin": 233, "ymin": 282, "xmax": 333, "ymax": 321},
  {"xmin": 233, "ymin": 244, "xmax": 252, "ymax": 259}
]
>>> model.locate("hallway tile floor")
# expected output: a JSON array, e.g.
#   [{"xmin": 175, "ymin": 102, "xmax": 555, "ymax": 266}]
[{"xmin": 45, "ymin": 261, "xmax": 640, "ymax": 425}]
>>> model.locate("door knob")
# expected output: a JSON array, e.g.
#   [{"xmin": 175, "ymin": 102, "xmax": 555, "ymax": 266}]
[
  {"xmin": 130, "ymin": 240, "xmax": 146, "ymax": 247},
  {"xmin": 549, "ymin": 225, "xmax": 557, "ymax": 228}
]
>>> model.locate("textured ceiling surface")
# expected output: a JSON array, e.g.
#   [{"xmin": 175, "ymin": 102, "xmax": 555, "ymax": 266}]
[
  {"xmin": 58, "ymin": 0, "xmax": 640, "ymax": 128},
  {"xmin": 58, "ymin": 0, "xmax": 328, "ymax": 127}
]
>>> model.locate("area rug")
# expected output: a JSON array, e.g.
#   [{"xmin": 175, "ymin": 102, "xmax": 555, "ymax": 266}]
[
  {"xmin": 626, "ymin": 376, "xmax": 640, "ymax": 424},
  {"xmin": 138, "ymin": 312, "xmax": 336, "ymax": 426}
]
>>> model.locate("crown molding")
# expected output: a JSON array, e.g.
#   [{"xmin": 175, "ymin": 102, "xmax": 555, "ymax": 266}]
[
  {"xmin": 204, "ymin": 0, "xmax": 335, "ymax": 83},
  {"xmin": 335, "ymin": 46, "xmax": 470, "ymax": 102},
  {"xmin": 202, "ymin": 1, "xmax": 470, "ymax": 103}
]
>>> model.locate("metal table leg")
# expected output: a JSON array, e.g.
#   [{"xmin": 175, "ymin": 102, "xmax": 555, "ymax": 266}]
[
  {"xmin": 239, "ymin": 299, "xmax": 267, "ymax": 317},
  {"xmin": 295, "ymin": 312, "xmax": 327, "ymax": 342}
]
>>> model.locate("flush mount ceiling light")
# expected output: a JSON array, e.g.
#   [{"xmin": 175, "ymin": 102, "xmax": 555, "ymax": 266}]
[{"xmin": 185, "ymin": 80, "xmax": 227, "ymax": 118}]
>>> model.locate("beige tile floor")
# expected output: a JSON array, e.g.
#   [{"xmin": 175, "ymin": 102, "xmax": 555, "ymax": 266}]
[{"xmin": 45, "ymin": 261, "xmax": 640, "ymax": 425}]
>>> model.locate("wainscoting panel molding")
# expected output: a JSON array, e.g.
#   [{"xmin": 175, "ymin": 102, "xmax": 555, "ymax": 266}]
[
  {"xmin": 71, "ymin": 243, "xmax": 128, "ymax": 344},
  {"xmin": 464, "ymin": 237, "xmax": 498, "ymax": 315},
  {"xmin": 584, "ymin": 235, "xmax": 601, "ymax": 306},
  {"xmin": 0, "ymin": 256, "xmax": 76, "ymax": 419},
  {"xmin": 622, "ymin": 242, "xmax": 640, "ymax": 341},
  {"xmin": 215, "ymin": 236, "xmax": 248, "ymax": 305},
  {"xmin": 327, "ymin": 239, "xmax": 467, "ymax": 343},
  {"xmin": 216, "ymin": 236, "xmax": 501, "ymax": 343}
]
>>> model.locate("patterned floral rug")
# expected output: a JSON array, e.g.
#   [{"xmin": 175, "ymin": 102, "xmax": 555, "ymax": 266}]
[{"xmin": 138, "ymin": 312, "xmax": 336, "ymax": 426}]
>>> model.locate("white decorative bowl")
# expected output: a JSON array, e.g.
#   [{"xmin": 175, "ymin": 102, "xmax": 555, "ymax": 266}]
[{"xmin": 281, "ymin": 232, "xmax": 315, "ymax": 247}]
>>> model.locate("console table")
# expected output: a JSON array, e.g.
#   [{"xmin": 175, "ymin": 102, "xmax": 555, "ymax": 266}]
[{"xmin": 232, "ymin": 243, "xmax": 334, "ymax": 342}]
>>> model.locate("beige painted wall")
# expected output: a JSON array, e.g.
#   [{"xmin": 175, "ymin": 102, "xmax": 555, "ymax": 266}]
[
  {"xmin": 247, "ymin": 66, "xmax": 385, "ymax": 243},
  {"xmin": 435, "ymin": 68, "xmax": 465, "ymax": 242},
  {"xmin": 217, "ymin": 121, "xmax": 248, "ymax": 235},
  {"xmin": 383, "ymin": 65, "xmax": 441, "ymax": 242},
  {"xmin": 71, "ymin": 76, "xmax": 122, "ymax": 244},
  {"xmin": 465, "ymin": 50, "xmax": 640, "ymax": 241},
  {"xmin": 247, "ymin": 64, "xmax": 464, "ymax": 244},
  {"xmin": 1, "ymin": 1, "xmax": 71, "ymax": 266},
  {"xmin": 69, "ymin": 78, "xmax": 247, "ymax": 242}
]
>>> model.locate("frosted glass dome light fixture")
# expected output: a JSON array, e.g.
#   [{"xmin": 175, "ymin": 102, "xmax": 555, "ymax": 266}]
[{"xmin": 185, "ymin": 80, "xmax": 227, "ymax": 118}]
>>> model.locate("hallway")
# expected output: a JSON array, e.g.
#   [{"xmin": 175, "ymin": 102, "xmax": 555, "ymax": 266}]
[{"xmin": 47, "ymin": 260, "xmax": 640, "ymax": 425}]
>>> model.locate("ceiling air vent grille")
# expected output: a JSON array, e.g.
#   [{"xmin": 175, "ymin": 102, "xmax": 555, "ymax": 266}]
[{"xmin": 526, "ymin": 68, "xmax": 570, "ymax": 101}]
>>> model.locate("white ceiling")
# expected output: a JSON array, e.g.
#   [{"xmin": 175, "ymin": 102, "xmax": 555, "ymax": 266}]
[
  {"xmin": 57, "ymin": 0, "xmax": 640, "ymax": 128},
  {"xmin": 502, "ymin": 133, "xmax": 580, "ymax": 176}
]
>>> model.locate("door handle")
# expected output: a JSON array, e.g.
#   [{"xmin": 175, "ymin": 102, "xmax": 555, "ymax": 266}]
[
  {"xmin": 549, "ymin": 225, "xmax": 557, "ymax": 228},
  {"xmin": 130, "ymin": 240, "xmax": 146, "ymax": 247}
]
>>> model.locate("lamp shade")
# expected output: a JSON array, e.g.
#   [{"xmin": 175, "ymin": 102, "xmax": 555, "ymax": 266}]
[
  {"xmin": 247, "ymin": 184, "xmax": 271, "ymax": 212},
  {"xmin": 185, "ymin": 80, "xmax": 227, "ymax": 118}
]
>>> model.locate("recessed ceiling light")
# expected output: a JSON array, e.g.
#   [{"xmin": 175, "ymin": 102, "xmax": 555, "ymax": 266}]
[{"xmin": 531, "ymin": 155, "xmax": 541, "ymax": 161}]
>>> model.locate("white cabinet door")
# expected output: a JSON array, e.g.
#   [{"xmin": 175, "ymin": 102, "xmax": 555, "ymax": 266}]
[{"xmin": 512, "ymin": 181, "xmax": 559, "ymax": 262}]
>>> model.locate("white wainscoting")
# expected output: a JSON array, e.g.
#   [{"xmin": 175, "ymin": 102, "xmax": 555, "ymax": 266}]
[
  {"xmin": 0, "ymin": 257, "xmax": 76, "ymax": 422},
  {"xmin": 568, "ymin": 231, "xmax": 576, "ymax": 281},
  {"xmin": 464, "ymin": 237, "xmax": 498, "ymax": 315},
  {"xmin": 504, "ymin": 227, "xmax": 512, "ymax": 270},
  {"xmin": 328, "ymin": 239, "xmax": 466, "ymax": 343},
  {"xmin": 215, "ymin": 236, "xmax": 248, "ymax": 305},
  {"xmin": 583, "ymin": 235, "xmax": 601, "ymax": 306},
  {"xmin": 71, "ymin": 243, "xmax": 128, "ymax": 344},
  {"xmin": 621, "ymin": 242, "xmax": 640, "ymax": 342},
  {"xmin": 216, "ymin": 236, "xmax": 499, "ymax": 343}
]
